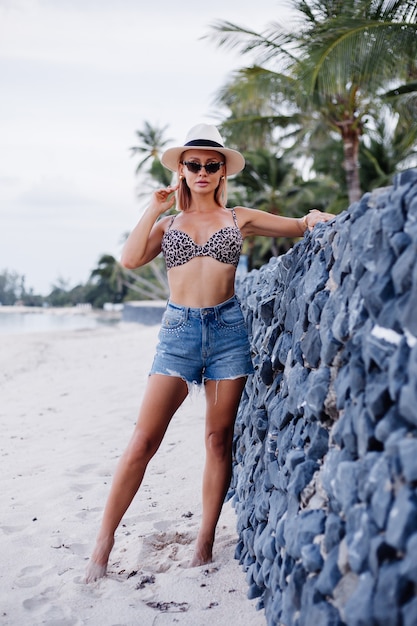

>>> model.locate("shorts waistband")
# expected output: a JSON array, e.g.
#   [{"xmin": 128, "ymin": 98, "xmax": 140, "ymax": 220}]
[{"xmin": 166, "ymin": 295, "xmax": 239, "ymax": 319}]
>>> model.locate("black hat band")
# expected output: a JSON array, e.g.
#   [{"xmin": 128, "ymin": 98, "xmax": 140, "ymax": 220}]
[{"xmin": 184, "ymin": 139, "xmax": 224, "ymax": 148}]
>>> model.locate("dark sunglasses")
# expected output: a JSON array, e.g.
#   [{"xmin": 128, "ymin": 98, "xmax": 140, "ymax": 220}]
[{"xmin": 181, "ymin": 161, "xmax": 224, "ymax": 174}]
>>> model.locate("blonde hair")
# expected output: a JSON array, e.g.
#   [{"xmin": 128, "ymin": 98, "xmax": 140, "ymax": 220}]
[{"xmin": 175, "ymin": 155, "xmax": 228, "ymax": 211}]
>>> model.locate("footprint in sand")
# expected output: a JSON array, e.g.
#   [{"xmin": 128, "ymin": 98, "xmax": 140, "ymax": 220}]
[
  {"xmin": 14, "ymin": 565, "xmax": 43, "ymax": 588},
  {"xmin": 23, "ymin": 594, "xmax": 77, "ymax": 626},
  {"xmin": 137, "ymin": 529, "xmax": 195, "ymax": 573}
]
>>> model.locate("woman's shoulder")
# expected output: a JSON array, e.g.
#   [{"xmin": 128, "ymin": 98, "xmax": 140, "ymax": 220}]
[
  {"xmin": 230, "ymin": 205, "xmax": 254, "ymax": 221},
  {"xmin": 157, "ymin": 213, "xmax": 176, "ymax": 232}
]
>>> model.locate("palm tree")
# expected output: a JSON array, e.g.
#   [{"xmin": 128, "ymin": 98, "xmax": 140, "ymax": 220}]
[
  {"xmin": 206, "ymin": 0, "xmax": 417, "ymax": 204},
  {"xmin": 359, "ymin": 110, "xmax": 417, "ymax": 189},
  {"xmin": 229, "ymin": 148, "xmax": 340, "ymax": 268},
  {"xmin": 130, "ymin": 121, "xmax": 173, "ymax": 187},
  {"xmin": 127, "ymin": 121, "xmax": 174, "ymax": 298},
  {"xmin": 88, "ymin": 254, "xmax": 127, "ymax": 306}
]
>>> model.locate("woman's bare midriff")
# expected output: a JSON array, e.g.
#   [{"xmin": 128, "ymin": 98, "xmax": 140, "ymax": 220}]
[{"xmin": 167, "ymin": 257, "xmax": 237, "ymax": 308}]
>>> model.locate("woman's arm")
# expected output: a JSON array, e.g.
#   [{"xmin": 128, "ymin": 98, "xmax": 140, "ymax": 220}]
[
  {"xmin": 236, "ymin": 206, "xmax": 334, "ymax": 239},
  {"xmin": 120, "ymin": 185, "xmax": 178, "ymax": 269}
]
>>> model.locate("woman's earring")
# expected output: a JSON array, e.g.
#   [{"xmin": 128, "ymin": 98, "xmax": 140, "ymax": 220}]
[{"xmin": 221, "ymin": 176, "xmax": 225, "ymax": 180}]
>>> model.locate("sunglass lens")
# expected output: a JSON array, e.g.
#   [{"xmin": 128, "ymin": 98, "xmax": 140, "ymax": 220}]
[
  {"xmin": 182, "ymin": 161, "xmax": 223, "ymax": 174},
  {"xmin": 185, "ymin": 162, "xmax": 201, "ymax": 173},
  {"xmin": 205, "ymin": 163, "xmax": 221, "ymax": 173}
]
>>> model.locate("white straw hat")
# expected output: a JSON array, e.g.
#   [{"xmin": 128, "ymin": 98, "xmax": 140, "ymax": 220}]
[{"xmin": 161, "ymin": 123, "xmax": 245, "ymax": 176}]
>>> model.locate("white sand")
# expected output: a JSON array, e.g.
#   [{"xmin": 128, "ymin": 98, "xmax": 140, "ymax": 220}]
[{"xmin": 0, "ymin": 321, "xmax": 265, "ymax": 625}]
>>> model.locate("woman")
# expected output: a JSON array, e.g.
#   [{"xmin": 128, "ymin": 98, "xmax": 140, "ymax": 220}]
[{"xmin": 85, "ymin": 124, "xmax": 332, "ymax": 583}]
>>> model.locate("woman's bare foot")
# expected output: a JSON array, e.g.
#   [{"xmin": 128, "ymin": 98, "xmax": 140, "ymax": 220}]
[
  {"xmin": 84, "ymin": 535, "xmax": 115, "ymax": 583},
  {"xmin": 190, "ymin": 536, "xmax": 214, "ymax": 567}
]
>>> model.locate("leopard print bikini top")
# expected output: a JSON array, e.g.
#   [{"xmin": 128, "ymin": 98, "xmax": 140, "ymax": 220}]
[{"xmin": 161, "ymin": 208, "xmax": 243, "ymax": 270}]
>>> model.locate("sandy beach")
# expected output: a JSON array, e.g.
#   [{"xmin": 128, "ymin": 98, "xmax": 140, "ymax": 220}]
[{"xmin": 0, "ymin": 318, "xmax": 265, "ymax": 625}]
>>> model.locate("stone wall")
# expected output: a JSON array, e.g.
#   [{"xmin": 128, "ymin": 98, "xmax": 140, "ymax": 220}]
[{"xmin": 232, "ymin": 170, "xmax": 417, "ymax": 626}]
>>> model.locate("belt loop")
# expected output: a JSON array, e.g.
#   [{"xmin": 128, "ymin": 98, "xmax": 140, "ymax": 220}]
[{"xmin": 214, "ymin": 301, "xmax": 220, "ymax": 321}]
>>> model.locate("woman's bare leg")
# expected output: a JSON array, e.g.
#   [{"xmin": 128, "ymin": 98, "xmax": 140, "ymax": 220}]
[
  {"xmin": 85, "ymin": 374, "xmax": 188, "ymax": 582},
  {"xmin": 190, "ymin": 377, "xmax": 246, "ymax": 567}
]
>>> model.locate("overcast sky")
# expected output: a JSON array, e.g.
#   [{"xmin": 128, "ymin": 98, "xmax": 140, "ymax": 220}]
[{"xmin": 0, "ymin": 0, "xmax": 293, "ymax": 295}]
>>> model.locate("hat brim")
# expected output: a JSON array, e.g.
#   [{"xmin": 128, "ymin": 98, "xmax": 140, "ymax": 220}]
[{"xmin": 161, "ymin": 145, "xmax": 245, "ymax": 176}]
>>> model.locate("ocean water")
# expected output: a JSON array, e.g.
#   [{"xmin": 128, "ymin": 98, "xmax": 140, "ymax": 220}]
[{"xmin": 0, "ymin": 310, "xmax": 107, "ymax": 335}]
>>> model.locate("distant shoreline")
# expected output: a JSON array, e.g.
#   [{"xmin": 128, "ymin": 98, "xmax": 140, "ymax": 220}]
[{"xmin": 0, "ymin": 304, "xmax": 122, "ymax": 320}]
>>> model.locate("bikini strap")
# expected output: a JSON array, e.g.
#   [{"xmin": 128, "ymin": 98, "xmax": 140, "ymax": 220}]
[
  {"xmin": 231, "ymin": 208, "xmax": 239, "ymax": 228},
  {"xmin": 166, "ymin": 214, "xmax": 176, "ymax": 231}
]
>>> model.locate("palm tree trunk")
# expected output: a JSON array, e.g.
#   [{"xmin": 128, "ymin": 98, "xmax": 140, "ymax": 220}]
[{"xmin": 338, "ymin": 121, "xmax": 362, "ymax": 205}]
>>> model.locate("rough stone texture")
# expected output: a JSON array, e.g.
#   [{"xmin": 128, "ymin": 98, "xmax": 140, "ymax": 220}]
[{"xmin": 232, "ymin": 170, "xmax": 417, "ymax": 625}]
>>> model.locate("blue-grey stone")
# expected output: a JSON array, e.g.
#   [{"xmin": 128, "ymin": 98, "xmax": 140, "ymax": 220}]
[
  {"xmin": 380, "ymin": 196, "xmax": 405, "ymax": 233},
  {"xmin": 332, "ymin": 304, "xmax": 350, "ymax": 343},
  {"xmin": 389, "ymin": 230, "xmax": 411, "ymax": 257},
  {"xmin": 368, "ymin": 535, "xmax": 397, "ymax": 577},
  {"xmin": 391, "ymin": 242, "xmax": 416, "ymax": 294},
  {"xmin": 247, "ymin": 581, "xmax": 264, "ymax": 599},
  {"xmin": 334, "ymin": 460, "xmax": 360, "ymax": 512},
  {"xmin": 262, "ymin": 534, "xmax": 277, "ymax": 562},
  {"xmin": 259, "ymin": 296, "xmax": 275, "ymax": 324},
  {"xmin": 267, "ymin": 586, "xmax": 283, "ymax": 626},
  {"xmin": 398, "ymin": 438, "xmax": 417, "ymax": 482},
  {"xmin": 231, "ymin": 173, "xmax": 417, "ymax": 624},
  {"xmin": 285, "ymin": 449, "xmax": 305, "ymax": 471},
  {"xmin": 347, "ymin": 399, "xmax": 376, "ymax": 458},
  {"xmin": 304, "ymin": 248, "xmax": 329, "ymax": 302},
  {"xmin": 374, "ymin": 405, "xmax": 408, "ymax": 443},
  {"xmin": 331, "ymin": 401, "xmax": 357, "ymax": 454},
  {"xmin": 279, "ymin": 552, "xmax": 295, "ymax": 589},
  {"xmin": 347, "ymin": 288, "xmax": 368, "ymax": 335},
  {"xmin": 357, "ymin": 451, "xmax": 381, "ymax": 501},
  {"xmin": 284, "ymin": 296, "xmax": 300, "ymax": 331},
  {"xmin": 369, "ymin": 459, "xmax": 393, "ymax": 529},
  {"xmin": 402, "ymin": 596, "xmax": 417, "ymax": 626},
  {"xmin": 321, "ymin": 447, "xmax": 353, "ymax": 512},
  {"xmin": 344, "ymin": 571, "xmax": 375, "ymax": 626},
  {"xmin": 401, "ymin": 265, "xmax": 417, "ymax": 337},
  {"xmin": 259, "ymin": 355, "xmax": 274, "ymax": 386},
  {"xmin": 386, "ymin": 486, "xmax": 417, "ymax": 551},
  {"xmin": 315, "ymin": 545, "xmax": 342, "ymax": 597},
  {"xmin": 308, "ymin": 289, "xmax": 330, "ymax": 325},
  {"xmin": 388, "ymin": 338, "xmax": 410, "ymax": 401},
  {"xmin": 399, "ymin": 382, "xmax": 417, "ymax": 427},
  {"xmin": 253, "ymin": 408, "xmax": 269, "ymax": 441},
  {"xmin": 267, "ymin": 488, "xmax": 287, "ymax": 529},
  {"xmin": 346, "ymin": 508, "xmax": 378, "ymax": 574},
  {"xmin": 393, "ymin": 168, "xmax": 417, "ymax": 187},
  {"xmin": 333, "ymin": 363, "xmax": 350, "ymax": 410},
  {"xmin": 271, "ymin": 330, "xmax": 292, "ymax": 370},
  {"xmin": 399, "ymin": 532, "xmax": 417, "ymax": 583},
  {"xmin": 300, "ymin": 323, "xmax": 322, "ymax": 368},
  {"xmin": 304, "ymin": 367, "xmax": 331, "ymax": 417},
  {"xmin": 346, "ymin": 349, "xmax": 367, "ymax": 400},
  {"xmin": 362, "ymin": 332, "xmax": 396, "ymax": 371},
  {"xmin": 332, "ymin": 237, "xmax": 352, "ymax": 285},
  {"xmin": 284, "ymin": 509, "xmax": 326, "ymax": 560},
  {"xmin": 373, "ymin": 562, "xmax": 404, "ymax": 626},
  {"xmin": 287, "ymin": 460, "xmax": 319, "ymax": 497},
  {"xmin": 284, "ymin": 562, "xmax": 307, "ymax": 618},
  {"xmin": 324, "ymin": 513, "xmax": 346, "ymax": 553},
  {"xmin": 359, "ymin": 269, "xmax": 393, "ymax": 321},
  {"xmin": 306, "ymin": 423, "xmax": 329, "ymax": 461},
  {"xmin": 301, "ymin": 543, "xmax": 324, "ymax": 573}
]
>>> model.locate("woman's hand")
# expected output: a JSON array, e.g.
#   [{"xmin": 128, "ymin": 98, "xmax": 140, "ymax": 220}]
[
  {"xmin": 148, "ymin": 184, "xmax": 179, "ymax": 216},
  {"xmin": 303, "ymin": 209, "xmax": 334, "ymax": 231}
]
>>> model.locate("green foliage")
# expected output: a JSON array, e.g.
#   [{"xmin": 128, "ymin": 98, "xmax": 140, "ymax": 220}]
[
  {"xmin": 0, "ymin": 269, "xmax": 23, "ymax": 305},
  {"xmin": 207, "ymin": 0, "xmax": 417, "ymax": 205}
]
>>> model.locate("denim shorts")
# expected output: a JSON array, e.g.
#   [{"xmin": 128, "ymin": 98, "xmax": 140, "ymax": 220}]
[{"xmin": 149, "ymin": 295, "xmax": 254, "ymax": 385}]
